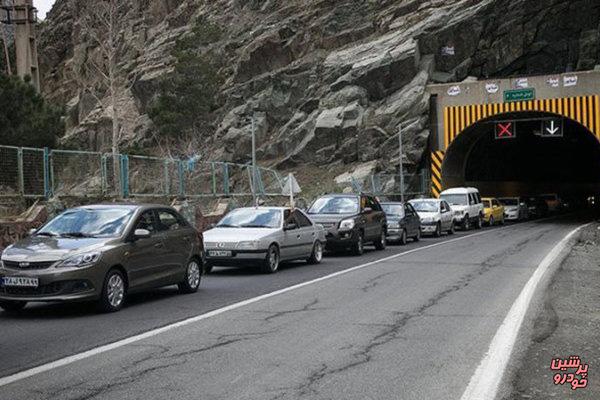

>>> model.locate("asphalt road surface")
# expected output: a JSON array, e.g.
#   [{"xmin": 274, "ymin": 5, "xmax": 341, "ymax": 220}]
[{"xmin": 0, "ymin": 216, "xmax": 588, "ymax": 399}]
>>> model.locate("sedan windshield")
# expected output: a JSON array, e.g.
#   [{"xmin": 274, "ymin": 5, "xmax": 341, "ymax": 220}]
[
  {"xmin": 410, "ymin": 201, "xmax": 439, "ymax": 213},
  {"xmin": 38, "ymin": 208, "xmax": 135, "ymax": 238},
  {"xmin": 381, "ymin": 204, "xmax": 404, "ymax": 217},
  {"xmin": 308, "ymin": 196, "xmax": 359, "ymax": 214},
  {"xmin": 499, "ymin": 198, "xmax": 519, "ymax": 206},
  {"xmin": 440, "ymin": 194, "xmax": 468, "ymax": 206},
  {"xmin": 217, "ymin": 209, "xmax": 282, "ymax": 228}
]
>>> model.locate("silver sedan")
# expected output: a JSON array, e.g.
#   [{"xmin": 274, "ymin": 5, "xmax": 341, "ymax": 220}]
[{"xmin": 203, "ymin": 207, "xmax": 326, "ymax": 273}]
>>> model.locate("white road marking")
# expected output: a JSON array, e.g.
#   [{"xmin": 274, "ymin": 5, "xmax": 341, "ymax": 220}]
[
  {"xmin": 0, "ymin": 221, "xmax": 561, "ymax": 388},
  {"xmin": 460, "ymin": 223, "xmax": 588, "ymax": 400}
]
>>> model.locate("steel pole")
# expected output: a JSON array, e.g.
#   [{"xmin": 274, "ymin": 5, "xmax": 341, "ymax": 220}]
[
  {"xmin": 399, "ymin": 124, "xmax": 405, "ymax": 203},
  {"xmin": 251, "ymin": 115, "xmax": 257, "ymax": 206}
]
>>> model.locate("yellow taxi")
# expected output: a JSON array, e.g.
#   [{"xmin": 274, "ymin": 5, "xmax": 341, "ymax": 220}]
[{"xmin": 482, "ymin": 197, "xmax": 505, "ymax": 226}]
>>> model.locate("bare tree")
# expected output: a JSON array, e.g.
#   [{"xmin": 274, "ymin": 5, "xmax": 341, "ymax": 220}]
[{"xmin": 76, "ymin": 0, "xmax": 128, "ymax": 195}]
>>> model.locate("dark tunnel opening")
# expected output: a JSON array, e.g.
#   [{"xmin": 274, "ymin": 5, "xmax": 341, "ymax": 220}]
[{"xmin": 442, "ymin": 112, "xmax": 600, "ymax": 198}]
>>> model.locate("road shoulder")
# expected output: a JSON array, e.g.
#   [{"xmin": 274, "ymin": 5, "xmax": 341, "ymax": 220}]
[{"xmin": 507, "ymin": 222, "xmax": 600, "ymax": 399}]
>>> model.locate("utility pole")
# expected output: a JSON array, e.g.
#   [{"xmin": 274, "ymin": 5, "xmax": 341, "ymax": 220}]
[
  {"xmin": 398, "ymin": 124, "xmax": 405, "ymax": 203},
  {"xmin": 1, "ymin": 0, "xmax": 39, "ymax": 90},
  {"xmin": 251, "ymin": 115, "xmax": 258, "ymax": 207}
]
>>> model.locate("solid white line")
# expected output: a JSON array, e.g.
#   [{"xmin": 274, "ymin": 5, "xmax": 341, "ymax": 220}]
[
  {"xmin": 0, "ymin": 223, "xmax": 544, "ymax": 388},
  {"xmin": 459, "ymin": 223, "xmax": 589, "ymax": 400}
]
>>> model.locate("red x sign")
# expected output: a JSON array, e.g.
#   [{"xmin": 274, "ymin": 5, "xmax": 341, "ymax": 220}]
[{"xmin": 495, "ymin": 122, "xmax": 515, "ymax": 139}]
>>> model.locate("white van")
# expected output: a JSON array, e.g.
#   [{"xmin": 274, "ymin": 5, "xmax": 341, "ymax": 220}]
[{"xmin": 439, "ymin": 187, "xmax": 484, "ymax": 230}]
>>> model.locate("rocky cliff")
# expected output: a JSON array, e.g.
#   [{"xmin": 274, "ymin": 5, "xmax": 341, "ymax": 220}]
[{"xmin": 38, "ymin": 0, "xmax": 600, "ymax": 180}]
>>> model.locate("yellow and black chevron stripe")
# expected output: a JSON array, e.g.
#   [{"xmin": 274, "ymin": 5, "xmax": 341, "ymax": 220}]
[
  {"xmin": 430, "ymin": 151, "xmax": 445, "ymax": 198},
  {"xmin": 443, "ymin": 95, "xmax": 600, "ymax": 149}
]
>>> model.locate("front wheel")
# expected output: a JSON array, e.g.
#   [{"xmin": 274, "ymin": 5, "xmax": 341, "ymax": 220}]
[
  {"xmin": 475, "ymin": 215, "xmax": 483, "ymax": 229},
  {"xmin": 462, "ymin": 215, "xmax": 470, "ymax": 231},
  {"xmin": 179, "ymin": 259, "xmax": 202, "ymax": 294},
  {"xmin": 413, "ymin": 229, "xmax": 421, "ymax": 242},
  {"xmin": 399, "ymin": 229, "xmax": 408, "ymax": 245},
  {"xmin": 352, "ymin": 232, "xmax": 365, "ymax": 256},
  {"xmin": 448, "ymin": 221, "xmax": 455, "ymax": 235},
  {"xmin": 98, "ymin": 269, "xmax": 126, "ymax": 313},
  {"xmin": 261, "ymin": 244, "xmax": 280, "ymax": 273},
  {"xmin": 374, "ymin": 229, "xmax": 387, "ymax": 250},
  {"xmin": 0, "ymin": 300, "xmax": 27, "ymax": 313},
  {"xmin": 434, "ymin": 222, "xmax": 442, "ymax": 238},
  {"xmin": 307, "ymin": 241, "xmax": 323, "ymax": 265}
]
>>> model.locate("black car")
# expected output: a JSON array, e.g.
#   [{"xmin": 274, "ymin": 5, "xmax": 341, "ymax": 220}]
[
  {"xmin": 381, "ymin": 202, "xmax": 421, "ymax": 244},
  {"xmin": 526, "ymin": 196, "xmax": 549, "ymax": 219},
  {"xmin": 306, "ymin": 194, "xmax": 387, "ymax": 255}
]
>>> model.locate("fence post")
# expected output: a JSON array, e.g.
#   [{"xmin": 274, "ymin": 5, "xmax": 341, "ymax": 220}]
[
  {"xmin": 163, "ymin": 159, "xmax": 170, "ymax": 196},
  {"xmin": 211, "ymin": 162, "xmax": 216, "ymax": 195},
  {"xmin": 100, "ymin": 154, "xmax": 108, "ymax": 196},
  {"xmin": 17, "ymin": 148, "xmax": 24, "ymax": 196},
  {"xmin": 120, "ymin": 155, "xmax": 129, "ymax": 198},
  {"xmin": 223, "ymin": 163, "xmax": 230, "ymax": 196},
  {"xmin": 178, "ymin": 160, "xmax": 185, "ymax": 198},
  {"xmin": 44, "ymin": 147, "xmax": 52, "ymax": 199}
]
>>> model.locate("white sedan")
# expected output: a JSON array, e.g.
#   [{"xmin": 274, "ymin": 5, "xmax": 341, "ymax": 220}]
[{"xmin": 203, "ymin": 207, "xmax": 326, "ymax": 274}]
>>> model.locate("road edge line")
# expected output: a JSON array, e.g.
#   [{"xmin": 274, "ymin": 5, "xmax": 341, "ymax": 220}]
[{"xmin": 459, "ymin": 222, "xmax": 590, "ymax": 400}]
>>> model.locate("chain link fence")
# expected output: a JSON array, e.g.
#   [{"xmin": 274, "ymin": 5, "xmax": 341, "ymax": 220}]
[
  {"xmin": 0, "ymin": 145, "xmax": 285, "ymax": 200},
  {"xmin": 334, "ymin": 172, "xmax": 431, "ymax": 199}
]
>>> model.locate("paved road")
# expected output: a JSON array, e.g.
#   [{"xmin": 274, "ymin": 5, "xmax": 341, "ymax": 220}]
[{"xmin": 0, "ymin": 217, "xmax": 587, "ymax": 399}]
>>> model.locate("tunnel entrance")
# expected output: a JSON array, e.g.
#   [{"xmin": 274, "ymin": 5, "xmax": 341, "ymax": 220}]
[{"xmin": 442, "ymin": 112, "xmax": 600, "ymax": 198}]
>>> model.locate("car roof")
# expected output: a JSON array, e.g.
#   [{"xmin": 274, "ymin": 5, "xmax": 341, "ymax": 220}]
[
  {"xmin": 380, "ymin": 202, "xmax": 404, "ymax": 205},
  {"xmin": 409, "ymin": 198, "xmax": 441, "ymax": 202},
  {"xmin": 73, "ymin": 204, "xmax": 174, "ymax": 211},
  {"xmin": 440, "ymin": 187, "xmax": 479, "ymax": 194}
]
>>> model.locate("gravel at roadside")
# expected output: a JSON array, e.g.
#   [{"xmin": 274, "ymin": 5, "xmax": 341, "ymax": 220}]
[{"xmin": 508, "ymin": 222, "xmax": 600, "ymax": 399}]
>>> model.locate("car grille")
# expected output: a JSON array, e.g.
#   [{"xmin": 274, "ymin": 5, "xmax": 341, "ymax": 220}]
[
  {"xmin": 319, "ymin": 222, "xmax": 337, "ymax": 229},
  {"xmin": 0, "ymin": 282, "xmax": 63, "ymax": 296},
  {"xmin": 2, "ymin": 260, "xmax": 56, "ymax": 270}
]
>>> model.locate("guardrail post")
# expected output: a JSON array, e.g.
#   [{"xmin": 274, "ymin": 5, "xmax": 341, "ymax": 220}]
[
  {"xmin": 223, "ymin": 163, "xmax": 230, "ymax": 196},
  {"xmin": 44, "ymin": 147, "xmax": 52, "ymax": 199},
  {"xmin": 120, "ymin": 155, "xmax": 129, "ymax": 198},
  {"xmin": 178, "ymin": 160, "xmax": 185, "ymax": 198},
  {"xmin": 17, "ymin": 148, "xmax": 24, "ymax": 196}
]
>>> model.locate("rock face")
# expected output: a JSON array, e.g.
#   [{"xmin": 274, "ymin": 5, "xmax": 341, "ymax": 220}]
[{"xmin": 38, "ymin": 0, "xmax": 600, "ymax": 178}]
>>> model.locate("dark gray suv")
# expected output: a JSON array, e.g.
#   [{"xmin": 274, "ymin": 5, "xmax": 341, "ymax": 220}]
[
  {"xmin": 0, "ymin": 204, "xmax": 204, "ymax": 313},
  {"xmin": 306, "ymin": 194, "xmax": 387, "ymax": 255}
]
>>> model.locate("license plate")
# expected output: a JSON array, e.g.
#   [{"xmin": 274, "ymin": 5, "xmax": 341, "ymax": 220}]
[
  {"xmin": 208, "ymin": 250, "xmax": 232, "ymax": 257},
  {"xmin": 2, "ymin": 277, "xmax": 39, "ymax": 288}
]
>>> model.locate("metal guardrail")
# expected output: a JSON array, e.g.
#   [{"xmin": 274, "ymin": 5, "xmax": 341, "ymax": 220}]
[{"xmin": 0, "ymin": 145, "xmax": 284, "ymax": 199}]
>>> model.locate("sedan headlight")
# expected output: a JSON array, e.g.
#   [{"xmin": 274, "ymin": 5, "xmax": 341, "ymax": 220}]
[
  {"xmin": 454, "ymin": 210, "xmax": 464, "ymax": 216},
  {"xmin": 237, "ymin": 241, "xmax": 260, "ymax": 250},
  {"xmin": 389, "ymin": 221, "xmax": 400, "ymax": 228},
  {"xmin": 339, "ymin": 219, "xmax": 355, "ymax": 231},
  {"xmin": 57, "ymin": 252, "xmax": 101, "ymax": 268},
  {"xmin": 422, "ymin": 217, "xmax": 436, "ymax": 223}
]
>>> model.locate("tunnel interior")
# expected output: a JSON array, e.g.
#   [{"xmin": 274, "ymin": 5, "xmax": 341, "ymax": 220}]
[{"xmin": 442, "ymin": 111, "xmax": 600, "ymax": 198}]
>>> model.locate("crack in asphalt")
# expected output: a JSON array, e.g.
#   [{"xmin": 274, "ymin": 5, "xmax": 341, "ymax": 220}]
[
  {"xmin": 33, "ymin": 332, "xmax": 274, "ymax": 400},
  {"xmin": 285, "ymin": 229, "xmax": 555, "ymax": 397},
  {"xmin": 262, "ymin": 298, "xmax": 323, "ymax": 322}
]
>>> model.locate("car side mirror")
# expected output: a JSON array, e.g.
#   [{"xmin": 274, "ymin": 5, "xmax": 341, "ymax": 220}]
[
  {"xmin": 28, "ymin": 228, "xmax": 37, "ymax": 236},
  {"xmin": 133, "ymin": 229, "xmax": 151, "ymax": 240},
  {"xmin": 208, "ymin": 223, "xmax": 216, "ymax": 229},
  {"xmin": 520, "ymin": 202, "xmax": 526, "ymax": 207},
  {"xmin": 363, "ymin": 207, "xmax": 373, "ymax": 213},
  {"xmin": 284, "ymin": 223, "xmax": 298, "ymax": 231}
]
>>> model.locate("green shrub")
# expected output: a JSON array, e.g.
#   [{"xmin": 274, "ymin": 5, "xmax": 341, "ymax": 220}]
[
  {"xmin": 149, "ymin": 17, "xmax": 224, "ymax": 138},
  {"xmin": 0, "ymin": 74, "xmax": 64, "ymax": 148}
]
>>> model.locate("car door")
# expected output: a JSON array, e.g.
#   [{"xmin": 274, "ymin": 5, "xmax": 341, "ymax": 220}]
[
  {"xmin": 282, "ymin": 209, "xmax": 302, "ymax": 260},
  {"xmin": 403, "ymin": 203, "xmax": 418, "ymax": 236},
  {"xmin": 440, "ymin": 201, "xmax": 453, "ymax": 230},
  {"xmin": 125, "ymin": 210, "xmax": 168, "ymax": 290},
  {"xmin": 492, "ymin": 199, "xmax": 502, "ymax": 220},
  {"xmin": 293, "ymin": 209, "xmax": 317, "ymax": 257},
  {"xmin": 366, "ymin": 196, "xmax": 385, "ymax": 240},
  {"xmin": 155, "ymin": 209, "xmax": 193, "ymax": 283}
]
